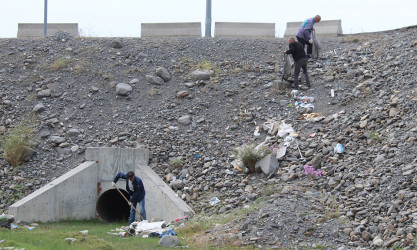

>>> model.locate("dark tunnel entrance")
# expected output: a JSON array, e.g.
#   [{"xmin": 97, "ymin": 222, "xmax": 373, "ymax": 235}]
[{"xmin": 96, "ymin": 189, "xmax": 130, "ymax": 223}]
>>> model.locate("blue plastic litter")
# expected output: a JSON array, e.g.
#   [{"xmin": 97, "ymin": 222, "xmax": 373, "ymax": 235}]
[{"xmin": 160, "ymin": 229, "xmax": 177, "ymax": 237}]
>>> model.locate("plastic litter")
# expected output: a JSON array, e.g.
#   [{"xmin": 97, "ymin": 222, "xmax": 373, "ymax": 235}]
[
  {"xmin": 79, "ymin": 230, "xmax": 88, "ymax": 234},
  {"xmin": 334, "ymin": 143, "xmax": 344, "ymax": 154},
  {"xmin": 225, "ymin": 169, "xmax": 234, "ymax": 175},
  {"xmin": 168, "ymin": 126, "xmax": 179, "ymax": 131},
  {"xmin": 209, "ymin": 197, "xmax": 220, "ymax": 206},
  {"xmin": 253, "ymin": 126, "xmax": 260, "ymax": 136},
  {"xmin": 277, "ymin": 122, "xmax": 295, "ymax": 138},
  {"xmin": 301, "ymin": 113, "xmax": 324, "ymax": 122},
  {"xmin": 10, "ymin": 224, "xmax": 18, "ymax": 229}
]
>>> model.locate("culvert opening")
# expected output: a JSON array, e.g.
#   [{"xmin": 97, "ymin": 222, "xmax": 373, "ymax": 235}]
[{"xmin": 96, "ymin": 189, "xmax": 130, "ymax": 223}]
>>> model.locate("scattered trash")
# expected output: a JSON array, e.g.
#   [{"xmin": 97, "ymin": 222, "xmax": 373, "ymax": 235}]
[
  {"xmin": 160, "ymin": 229, "xmax": 177, "ymax": 237},
  {"xmin": 297, "ymin": 96, "xmax": 315, "ymax": 102},
  {"xmin": 64, "ymin": 238, "xmax": 77, "ymax": 244},
  {"xmin": 10, "ymin": 224, "xmax": 19, "ymax": 229},
  {"xmin": 174, "ymin": 216, "xmax": 188, "ymax": 222},
  {"xmin": 27, "ymin": 226, "xmax": 35, "ymax": 231},
  {"xmin": 79, "ymin": 230, "xmax": 88, "ymax": 234},
  {"xmin": 301, "ymin": 113, "xmax": 324, "ymax": 122},
  {"xmin": 195, "ymin": 154, "xmax": 200, "ymax": 159},
  {"xmin": 0, "ymin": 240, "xmax": 5, "ymax": 244},
  {"xmin": 291, "ymin": 89, "xmax": 298, "ymax": 98},
  {"xmin": 295, "ymin": 102, "xmax": 314, "ymax": 109},
  {"xmin": 277, "ymin": 122, "xmax": 295, "ymax": 138},
  {"xmin": 309, "ymin": 132, "xmax": 316, "ymax": 137},
  {"xmin": 209, "ymin": 197, "xmax": 220, "ymax": 206},
  {"xmin": 231, "ymin": 159, "xmax": 243, "ymax": 171},
  {"xmin": 253, "ymin": 126, "xmax": 260, "ymax": 136},
  {"xmin": 331, "ymin": 89, "xmax": 335, "ymax": 98},
  {"xmin": 168, "ymin": 126, "xmax": 179, "ymax": 131},
  {"xmin": 225, "ymin": 169, "xmax": 234, "ymax": 175},
  {"xmin": 334, "ymin": 143, "xmax": 344, "ymax": 154}
]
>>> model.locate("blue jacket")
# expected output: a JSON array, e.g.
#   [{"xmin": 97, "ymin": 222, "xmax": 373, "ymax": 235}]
[
  {"xmin": 113, "ymin": 172, "xmax": 145, "ymax": 204},
  {"xmin": 296, "ymin": 17, "xmax": 315, "ymax": 41}
]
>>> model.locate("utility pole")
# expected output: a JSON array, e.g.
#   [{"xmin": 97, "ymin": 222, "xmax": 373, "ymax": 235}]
[
  {"xmin": 44, "ymin": 0, "xmax": 48, "ymax": 37},
  {"xmin": 205, "ymin": 0, "xmax": 212, "ymax": 37}
]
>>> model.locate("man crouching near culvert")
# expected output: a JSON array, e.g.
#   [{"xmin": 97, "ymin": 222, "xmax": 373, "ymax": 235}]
[
  {"xmin": 284, "ymin": 37, "xmax": 311, "ymax": 90},
  {"xmin": 112, "ymin": 171, "xmax": 147, "ymax": 225}
]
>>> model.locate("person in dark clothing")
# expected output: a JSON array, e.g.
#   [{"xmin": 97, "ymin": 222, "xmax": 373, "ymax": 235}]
[
  {"xmin": 284, "ymin": 37, "xmax": 311, "ymax": 90},
  {"xmin": 112, "ymin": 171, "xmax": 146, "ymax": 225},
  {"xmin": 296, "ymin": 15, "xmax": 321, "ymax": 57}
]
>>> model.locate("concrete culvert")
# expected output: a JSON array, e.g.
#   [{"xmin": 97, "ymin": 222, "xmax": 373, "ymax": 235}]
[{"xmin": 96, "ymin": 189, "xmax": 130, "ymax": 223}]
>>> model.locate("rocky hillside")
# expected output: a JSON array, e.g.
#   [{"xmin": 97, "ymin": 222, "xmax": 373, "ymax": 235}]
[{"xmin": 1, "ymin": 26, "xmax": 416, "ymax": 249}]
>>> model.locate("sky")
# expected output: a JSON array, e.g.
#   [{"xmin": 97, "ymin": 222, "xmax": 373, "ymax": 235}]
[{"xmin": 1, "ymin": 0, "xmax": 416, "ymax": 38}]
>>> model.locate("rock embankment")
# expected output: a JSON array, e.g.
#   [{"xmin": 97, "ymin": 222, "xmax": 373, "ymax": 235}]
[{"xmin": 0, "ymin": 26, "xmax": 416, "ymax": 248}]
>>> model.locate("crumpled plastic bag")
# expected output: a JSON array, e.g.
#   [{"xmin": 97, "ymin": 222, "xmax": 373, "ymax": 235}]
[
  {"xmin": 209, "ymin": 197, "xmax": 220, "ymax": 206},
  {"xmin": 277, "ymin": 122, "xmax": 295, "ymax": 138},
  {"xmin": 334, "ymin": 143, "xmax": 344, "ymax": 154}
]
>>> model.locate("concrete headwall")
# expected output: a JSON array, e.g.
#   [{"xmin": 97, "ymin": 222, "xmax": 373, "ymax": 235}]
[
  {"xmin": 284, "ymin": 20, "xmax": 343, "ymax": 37},
  {"xmin": 214, "ymin": 22, "xmax": 275, "ymax": 38},
  {"xmin": 9, "ymin": 161, "xmax": 98, "ymax": 222},
  {"xmin": 141, "ymin": 22, "xmax": 201, "ymax": 37},
  {"xmin": 9, "ymin": 147, "xmax": 191, "ymax": 223},
  {"xmin": 17, "ymin": 23, "xmax": 79, "ymax": 38}
]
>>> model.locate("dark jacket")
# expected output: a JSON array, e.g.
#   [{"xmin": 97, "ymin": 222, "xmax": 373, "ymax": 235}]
[
  {"xmin": 113, "ymin": 172, "xmax": 145, "ymax": 204},
  {"xmin": 285, "ymin": 41, "xmax": 307, "ymax": 62}
]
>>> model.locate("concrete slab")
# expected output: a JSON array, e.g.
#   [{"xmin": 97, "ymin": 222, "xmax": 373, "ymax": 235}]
[
  {"xmin": 284, "ymin": 20, "xmax": 343, "ymax": 38},
  {"xmin": 141, "ymin": 22, "xmax": 202, "ymax": 37},
  {"xmin": 214, "ymin": 22, "xmax": 275, "ymax": 38},
  {"xmin": 17, "ymin": 23, "xmax": 79, "ymax": 38},
  {"xmin": 9, "ymin": 147, "xmax": 191, "ymax": 223}
]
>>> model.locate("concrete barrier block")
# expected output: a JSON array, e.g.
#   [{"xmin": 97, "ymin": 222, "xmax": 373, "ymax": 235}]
[
  {"xmin": 17, "ymin": 23, "xmax": 79, "ymax": 38},
  {"xmin": 214, "ymin": 22, "xmax": 275, "ymax": 38},
  {"xmin": 141, "ymin": 22, "xmax": 201, "ymax": 37},
  {"xmin": 284, "ymin": 20, "xmax": 343, "ymax": 38}
]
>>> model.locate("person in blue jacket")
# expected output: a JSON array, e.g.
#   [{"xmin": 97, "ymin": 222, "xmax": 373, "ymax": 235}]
[
  {"xmin": 112, "ymin": 171, "xmax": 146, "ymax": 225},
  {"xmin": 296, "ymin": 15, "xmax": 321, "ymax": 58}
]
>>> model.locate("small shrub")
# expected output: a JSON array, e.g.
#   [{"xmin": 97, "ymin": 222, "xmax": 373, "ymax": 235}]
[
  {"xmin": 369, "ymin": 129, "xmax": 382, "ymax": 142},
  {"xmin": 0, "ymin": 114, "xmax": 37, "ymax": 168},
  {"xmin": 170, "ymin": 158, "xmax": 183, "ymax": 168},
  {"xmin": 233, "ymin": 143, "xmax": 272, "ymax": 173},
  {"xmin": 50, "ymin": 57, "xmax": 71, "ymax": 70}
]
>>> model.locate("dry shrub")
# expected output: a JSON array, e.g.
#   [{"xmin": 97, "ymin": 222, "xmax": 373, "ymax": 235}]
[{"xmin": 0, "ymin": 114, "xmax": 37, "ymax": 167}]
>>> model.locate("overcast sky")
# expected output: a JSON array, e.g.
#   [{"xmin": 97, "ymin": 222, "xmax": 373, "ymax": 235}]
[{"xmin": 1, "ymin": 0, "xmax": 416, "ymax": 38}]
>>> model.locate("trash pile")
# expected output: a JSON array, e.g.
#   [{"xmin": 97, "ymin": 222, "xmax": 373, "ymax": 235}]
[{"xmin": 107, "ymin": 216, "xmax": 188, "ymax": 239}]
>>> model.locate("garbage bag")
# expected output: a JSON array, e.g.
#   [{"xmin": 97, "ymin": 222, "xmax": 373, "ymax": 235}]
[
  {"xmin": 282, "ymin": 53, "xmax": 294, "ymax": 81},
  {"xmin": 311, "ymin": 29, "xmax": 321, "ymax": 59}
]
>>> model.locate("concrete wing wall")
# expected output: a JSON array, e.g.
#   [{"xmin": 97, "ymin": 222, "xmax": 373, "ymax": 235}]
[
  {"xmin": 8, "ymin": 161, "xmax": 98, "ymax": 222},
  {"xmin": 141, "ymin": 22, "xmax": 202, "ymax": 37},
  {"xmin": 214, "ymin": 22, "xmax": 275, "ymax": 38},
  {"xmin": 284, "ymin": 20, "xmax": 343, "ymax": 37},
  {"xmin": 17, "ymin": 23, "xmax": 79, "ymax": 38},
  {"xmin": 136, "ymin": 165, "xmax": 192, "ymax": 223}
]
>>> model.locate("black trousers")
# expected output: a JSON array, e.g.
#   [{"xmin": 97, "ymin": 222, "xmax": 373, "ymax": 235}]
[
  {"xmin": 294, "ymin": 58, "xmax": 310, "ymax": 90},
  {"xmin": 296, "ymin": 36, "xmax": 312, "ymax": 55}
]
